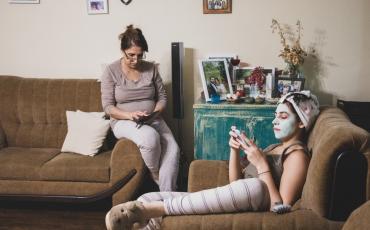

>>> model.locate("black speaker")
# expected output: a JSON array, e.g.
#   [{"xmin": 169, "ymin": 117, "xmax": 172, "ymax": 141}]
[{"xmin": 171, "ymin": 42, "xmax": 184, "ymax": 119}]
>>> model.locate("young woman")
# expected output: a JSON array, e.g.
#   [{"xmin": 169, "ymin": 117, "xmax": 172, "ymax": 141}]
[
  {"xmin": 101, "ymin": 25, "xmax": 180, "ymax": 192},
  {"xmin": 105, "ymin": 91, "xmax": 320, "ymax": 230}
]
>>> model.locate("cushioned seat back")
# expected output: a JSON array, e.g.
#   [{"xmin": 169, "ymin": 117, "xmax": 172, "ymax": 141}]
[
  {"xmin": 0, "ymin": 75, "xmax": 103, "ymax": 148},
  {"xmin": 301, "ymin": 106, "xmax": 370, "ymax": 218}
]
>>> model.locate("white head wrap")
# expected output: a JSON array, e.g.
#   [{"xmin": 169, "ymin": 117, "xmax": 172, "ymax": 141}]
[{"xmin": 278, "ymin": 90, "xmax": 320, "ymax": 130}]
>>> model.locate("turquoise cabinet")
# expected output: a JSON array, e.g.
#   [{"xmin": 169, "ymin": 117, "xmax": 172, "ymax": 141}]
[{"xmin": 194, "ymin": 103, "xmax": 278, "ymax": 160}]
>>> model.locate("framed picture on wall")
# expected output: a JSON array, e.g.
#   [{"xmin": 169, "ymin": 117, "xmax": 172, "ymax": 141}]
[
  {"xmin": 199, "ymin": 59, "xmax": 233, "ymax": 102},
  {"xmin": 9, "ymin": 0, "xmax": 40, "ymax": 3},
  {"xmin": 275, "ymin": 77, "xmax": 305, "ymax": 97},
  {"xmin": 87, "ymin": 0, "xmax": 109, "ymax": 14},
  {"xmin": 203, "ymin": 0, "xmax": 232, "ymax": 14}
]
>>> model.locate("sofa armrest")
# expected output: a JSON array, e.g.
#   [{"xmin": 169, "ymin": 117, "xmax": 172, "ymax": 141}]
[
  {"xmin": 342, "ymin": 200, "xmax": 370, "ymax": 230},
  {"xmin": 188, "ymin": 160, "xmax": 229, "ymax": 192},
  {"xmin": 110, "ymin": 138, "xmax": 144, "ymax": 183},
  {"xmin": 328, "ymin": 151, "xmax": 368, "ymax": 221},
  {"xmin": 110, "ymin": 138, "xmax": 146, "ymax": 204},
  {"xmin": 0, "ymin": 124, "xmax": 5, "ymax": 150},
  {"xmin": 301, "ymin": 107, "xmax": 370, "ymax": 219}
]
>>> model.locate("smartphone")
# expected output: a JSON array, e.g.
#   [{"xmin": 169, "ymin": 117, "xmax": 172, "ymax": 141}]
[{"xmin": 230, "ymin": 126, "xmax": 249, "ymax": 148}]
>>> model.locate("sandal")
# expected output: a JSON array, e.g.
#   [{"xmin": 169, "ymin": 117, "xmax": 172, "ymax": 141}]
[{"xmin": 105, "ymin": 201, "xmax": 148, "ymax": 230}]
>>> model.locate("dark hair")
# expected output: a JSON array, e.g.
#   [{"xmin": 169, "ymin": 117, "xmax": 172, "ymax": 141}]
[{"xmin": 118, "ymin": 25, "xmax": 148, "ymax": 52}]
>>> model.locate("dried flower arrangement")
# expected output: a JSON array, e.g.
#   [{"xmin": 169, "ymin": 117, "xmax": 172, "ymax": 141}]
[
  {"xmin": 271, "ymin": 19, "xmax": 307, "ymax": 76},
  {"xmin": 246, "ymin": 67, "xmax": 265, "ymax": 89}
]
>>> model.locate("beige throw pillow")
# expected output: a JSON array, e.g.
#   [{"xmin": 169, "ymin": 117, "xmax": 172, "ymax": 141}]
[{"xmin": 61, "ymin": 110, "xmax": 110, "ymax": 156}]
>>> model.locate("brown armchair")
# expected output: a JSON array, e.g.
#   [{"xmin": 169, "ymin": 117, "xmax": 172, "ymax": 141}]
[{"xmin": 161, "ymin": 107, "xmax": 370, "ymax": 229}]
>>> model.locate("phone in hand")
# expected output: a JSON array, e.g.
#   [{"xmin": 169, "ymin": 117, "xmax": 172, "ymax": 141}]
[
  {"xmin": 136, "ymin": 111, "xmax": 159, "ymax": 123},
  {"xmin": 135, "ymin": 111, "xmax": 160, "ymax": 128},
  {"xmin": 230, "ymin": 126, "xmax": 250, "ymax": 148}
]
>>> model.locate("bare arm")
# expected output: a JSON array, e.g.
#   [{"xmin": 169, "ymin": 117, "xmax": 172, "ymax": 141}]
[
  {"xmin": 228, "ymin": 143, "xmax": 243, "ymax": 182},
  {"xmin": 228, "ymin": 131, "xmax": 244, "ymax": 182},
  {"xmin": 241, "ymin": 136, "xmax": 282, "ymax": 209},
  {"xmin": 279, "ymin": 150, "xmax": 310, "ymax": 205},
  {"xmin": 256, "ymin": 163, "xmax": 282, "ymax": 209}
]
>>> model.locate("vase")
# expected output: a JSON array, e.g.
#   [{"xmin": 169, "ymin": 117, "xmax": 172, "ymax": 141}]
[{"xmin": 284, "ymin": 63, "xmax": 303, "ymax": 78}]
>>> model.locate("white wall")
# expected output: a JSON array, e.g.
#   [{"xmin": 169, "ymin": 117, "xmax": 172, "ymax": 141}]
[{"xmin": 1, "ymin": 0, "xmax": 369, "ymax": 160}]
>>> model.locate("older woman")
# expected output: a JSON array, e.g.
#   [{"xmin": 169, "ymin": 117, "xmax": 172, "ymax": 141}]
[{"xmin": 101, "ymin": 25, "xmax": 180, "ymax": 192}]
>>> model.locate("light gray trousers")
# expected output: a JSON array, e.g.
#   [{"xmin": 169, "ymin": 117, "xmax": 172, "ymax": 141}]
[
  {"xmin": 137, "ymin": 178, "xmax": 270, "ymax": 229},
  {"xmin": 113, "ymin": 118, "xmax": 180, "ymax": 191}
]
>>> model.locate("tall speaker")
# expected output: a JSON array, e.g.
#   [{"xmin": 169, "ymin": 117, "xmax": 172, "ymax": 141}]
[{"xmin": 171, "ymin": 42, "xmax": 184, "ymax": 119}]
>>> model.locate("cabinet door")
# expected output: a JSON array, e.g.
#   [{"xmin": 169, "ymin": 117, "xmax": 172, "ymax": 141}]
[{"xmin": 194, "ymin": 106, "xmax": 277, "ymax": 160}]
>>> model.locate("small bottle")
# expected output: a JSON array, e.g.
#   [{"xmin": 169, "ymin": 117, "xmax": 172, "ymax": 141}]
[
  {"xmin": 266, "ymin": 73, "xmax": 273, "ymax": 99},
  {"xmin": 254, "ymin": 82, "xmax": 259, "ymax": 98},
  {"xmin": 249, "ymin": 84, "xmax": 255, "ymax": 98}
]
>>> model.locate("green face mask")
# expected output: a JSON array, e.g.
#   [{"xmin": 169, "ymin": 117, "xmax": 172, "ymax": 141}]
[{"xmin": 272, "ymin": 104, "xmax": 297, "ymax": 140}]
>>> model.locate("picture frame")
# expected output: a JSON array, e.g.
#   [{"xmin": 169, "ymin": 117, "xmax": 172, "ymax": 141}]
[
  {"xmin": 207, "ymin": 54, "xmax": 236, "ymax": 77},
  {"xmin": 235, "ymin": 67, "xmax": 254, "ymax": 85},
  {"xmin": 87, "ymin": 0, "xmax": 108, "ymax": 15},
  {"xmin": 203, "ymin": 0, "xmax": 232, "ymax": 14},
  {"xmin": 198, "ymin": 59, "xmax": 233, "ymax": 102},
  {"xmin": 275, "ymin": 77, "xmax": 305, "ymax": 97},
  {"xmin": 9, "ymin": 0, "xmax": 39, "ymax": 3},
  {"xmin": 235, "ymin": 67, "xmax": 275, "ymax": 85}
]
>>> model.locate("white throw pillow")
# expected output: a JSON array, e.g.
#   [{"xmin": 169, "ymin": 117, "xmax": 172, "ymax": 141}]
[{"xmin": 61, "ymin": 110, "xmax": 110, "ymax": 156}]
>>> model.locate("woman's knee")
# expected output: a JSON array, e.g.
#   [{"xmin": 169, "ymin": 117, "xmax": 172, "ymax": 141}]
[
  {"xmin": 248, "ymin": 178, "xmax": 270, "ymax": 210},
  {"xmin": 137, "ymin": 128, "xmax": 161, "ymax": 150},
  {"xmin": 232, "ymin": 178, "xmax": 270, "ymax": 211}
]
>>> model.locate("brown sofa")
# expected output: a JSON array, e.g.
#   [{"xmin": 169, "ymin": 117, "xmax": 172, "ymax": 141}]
[
  {"xmin": 0, "ymin": 75, "xmax": 145, "ymax": 206},
  {"xmin": 162, "ymin": 106, "xmax": 370, "ymax": 229}
]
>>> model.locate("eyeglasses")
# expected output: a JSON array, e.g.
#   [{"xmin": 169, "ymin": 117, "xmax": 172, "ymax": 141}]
[{"xmin": 123, "ymin": 51, "xmax": 146, "ymax": 61}]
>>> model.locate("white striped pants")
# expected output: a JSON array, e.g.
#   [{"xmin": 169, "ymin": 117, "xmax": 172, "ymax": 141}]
[{"xmin": 137, "ymin": 178, "xmax": 270, "ymax": 229}]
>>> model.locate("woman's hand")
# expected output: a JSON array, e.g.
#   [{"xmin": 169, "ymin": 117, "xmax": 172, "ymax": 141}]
[
  {"xmin": 240, "ymin": 133, "xmax": 269, "ymax": 172},
  {"xmin": 229, "ymin": 131, "xmax": 242, "ymax": 151},
  {"xmin": 129, "ymin": 111, "xmax": 149, "ymax": 121}
]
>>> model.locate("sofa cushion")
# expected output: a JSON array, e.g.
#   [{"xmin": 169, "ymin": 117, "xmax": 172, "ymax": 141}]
[
  {"xmin": 40, "ymin": 151, "xmax": 111, "ymax": 183},
  {"xmin": 0, "ymin": 76, "xmax": 103, "ymax": 149},
  {"xmin": 61, "ymin": 110, "xmax": 110, "ymax": 156},
  {"xmin": 342, "ymin": 200, "xmax": 370, "ymax": 230},
  {"xmin": 0, "ymin": 147, "xmax": 60, "ymax": 181}
]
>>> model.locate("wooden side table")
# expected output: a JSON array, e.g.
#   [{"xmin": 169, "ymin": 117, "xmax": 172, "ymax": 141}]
[{"xmin": 193, "ymin": 102, "xmax": 278, "ymax": 160}]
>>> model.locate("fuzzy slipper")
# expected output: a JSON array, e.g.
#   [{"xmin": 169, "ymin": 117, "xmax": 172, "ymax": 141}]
[{"xmin": 105, "ymin": 201, "xmax": 148, "ymax": 230}]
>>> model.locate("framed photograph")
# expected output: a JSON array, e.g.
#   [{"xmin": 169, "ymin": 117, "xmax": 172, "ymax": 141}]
[
  {"xmin": 9, "ymin": 0, "xmax": 39, "ymax": 3},
  {"xmin": 207, "ymin": 54, "xmax": 236, "ymax": 77},
  {"xmin": 276, "ymin": 77, "xmax": 305, "ymax": 97},
  {"xmin": 235, "ymin": 67, "xmax": 254, "ymax": 85},
  {"xmin": 87, "ymin": 0, "xmax": 108, "ymax": 14},
  {"xmin": 203, "ymin": 0, "xmax": 232, "ymax": 14},
  {"xmin": 235, "ymin": 67, "xmax": 274, "ymax": 85},
  {"xmin": 198, "ymin": 59, "xmax": 233, "ymax": 102}
]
